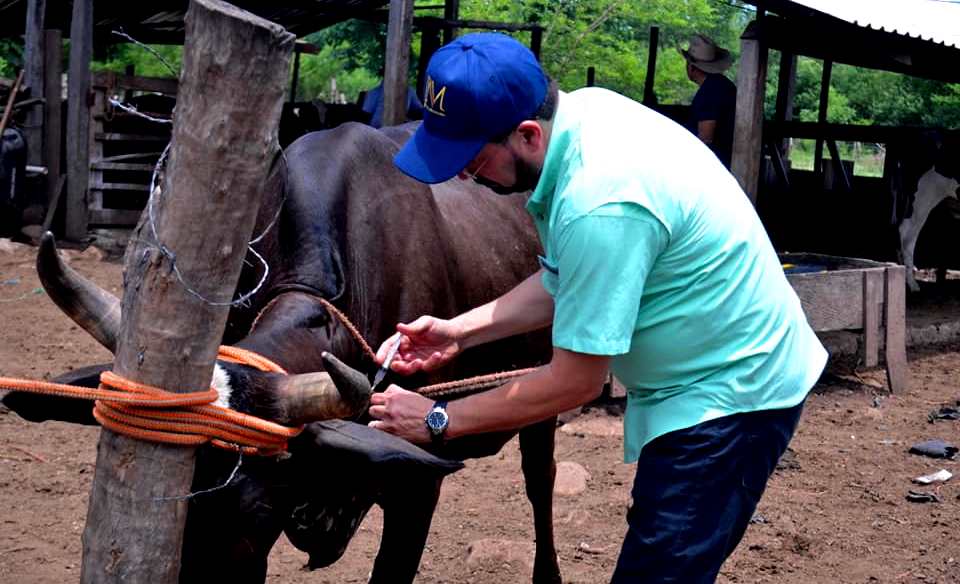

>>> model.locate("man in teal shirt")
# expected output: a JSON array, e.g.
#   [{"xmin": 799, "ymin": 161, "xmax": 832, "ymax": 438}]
[{"xmin": 367, "ymin": 32, "xmax": 827, "ymax": 582}]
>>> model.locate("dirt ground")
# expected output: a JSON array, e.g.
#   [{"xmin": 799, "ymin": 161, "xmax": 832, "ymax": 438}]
[{"xmin": 1, "ymin": 239, "xmax": 958, "ymax": 584}]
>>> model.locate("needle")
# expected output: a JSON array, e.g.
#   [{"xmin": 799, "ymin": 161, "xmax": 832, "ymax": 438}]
[{"xmin": 372, "ymin": 336, "xmax": 402, "ymax": 390}]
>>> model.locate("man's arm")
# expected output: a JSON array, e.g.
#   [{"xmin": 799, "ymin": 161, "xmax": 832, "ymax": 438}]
[
  {"xmin": 454, "ymin": 268, "xmax": 555, "ymax": 349},
  {"xmin": 368, "ymin": 347, "xmax": 609, "ymax": 443},
  {"xmin": 697, "ymin": 119, "xmax": 717, "ymax": 146},
  {"xmin": 445, "ymin": 347, "xmax": 608, "ymax": 437},
  {"xmin": 376, "ymin": 269, "xmax": 554, "ymax": 374}
]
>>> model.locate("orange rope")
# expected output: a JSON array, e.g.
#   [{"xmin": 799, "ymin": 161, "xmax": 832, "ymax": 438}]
[{"xmin": 0, "ymin": 347, "xmax": 302, "ymax": 456}]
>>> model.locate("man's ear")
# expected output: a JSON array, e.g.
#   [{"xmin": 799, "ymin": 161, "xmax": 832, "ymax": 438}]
[{"xmin": 515, "ymin": 120, "xmax": 545, "ymax": 153}]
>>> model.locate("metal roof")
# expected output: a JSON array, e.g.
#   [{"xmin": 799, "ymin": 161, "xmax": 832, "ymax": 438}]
[{"xmin": 784, "ymin": 0, "xmax": 960, "ymax": 49}]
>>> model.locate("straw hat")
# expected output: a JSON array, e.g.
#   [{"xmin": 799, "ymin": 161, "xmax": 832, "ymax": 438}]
[{"xmin": 680, "ymin": 34, "xmax": 733, "ymax": 74}]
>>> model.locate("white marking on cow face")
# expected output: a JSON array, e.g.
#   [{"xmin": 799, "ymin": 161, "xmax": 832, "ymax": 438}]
[{"xmin": 210, "ymin": 364, "xmax": 233, "ymax": 408}]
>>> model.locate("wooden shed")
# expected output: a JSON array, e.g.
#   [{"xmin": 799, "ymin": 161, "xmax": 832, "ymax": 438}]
[{"xmin": 1, "ymin": 0, "xmax": 544, "ymax": 241}]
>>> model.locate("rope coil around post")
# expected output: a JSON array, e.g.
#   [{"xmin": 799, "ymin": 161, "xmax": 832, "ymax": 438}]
[{"xmin": 0, "ymin": 346, "xmax": 302, "ymax": 456}]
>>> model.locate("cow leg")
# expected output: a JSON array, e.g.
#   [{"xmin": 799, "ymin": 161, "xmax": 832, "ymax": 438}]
[
  {"xmin": 519, "ymin": 417, "xmax": 562, "ymax": 584},
  {"xmin": 899, "ymin": 219, "xmax": 921, "ymax": 292},
  {"xmin": 369, "ymin": 476, "xmax": 443, "ymax": 584},
  {"xmin": 180, "ymin": 454, "xmax": 288, "ymax": 584}
]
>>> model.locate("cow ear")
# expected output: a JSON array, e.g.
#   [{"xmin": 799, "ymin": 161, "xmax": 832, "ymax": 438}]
[{"xmin": 292, "ymin": 419, "xmax": 463, "ymax": 477}]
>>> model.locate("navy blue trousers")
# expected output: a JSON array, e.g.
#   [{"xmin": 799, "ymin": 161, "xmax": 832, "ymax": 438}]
[{"xmin": 610, "ymin": 401, "xmax": 805, "ymax": 583}]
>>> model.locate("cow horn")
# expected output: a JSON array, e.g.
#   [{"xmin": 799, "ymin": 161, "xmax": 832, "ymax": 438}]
[
  {"xmin": 274, "ymin": 352, "xmax": 371, "ymax": 424},
  {"xmin": 36, "ymin": 231, "xmax": 121, "ymax": 353}
]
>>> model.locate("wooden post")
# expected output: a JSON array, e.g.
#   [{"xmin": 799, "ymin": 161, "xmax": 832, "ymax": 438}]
[
  {"xmin": 731, "ymin": 21, "xmax": 767, "ymax": 205},
  {"xmin": 290, "ymin": 45, "xmax": 302, "ymax": 101},
  {"xmin": 383, "ymin": 0, "xmax": 414, "ymax": 127},
  {"xmin": 23, "ymin": 0, "xmax": 45, "ymax": 166},
  {"xmin": 530, "ymin": 26, "xmax": 543, "ymax": 60},
  {"xmin": 774, "ymin": 51, "xmax": 796, "ymax": 156},
  {"xmin": 417, "ymin": 23, "xmax": 442, "ymax": 98},
  {"xmin": 586, "ymin": 66, "xmax": 595, "ymax": 87},
  {"xmin": 65, "ymin": 0, "xmax": 92, "ymax": 242},
  {"xmin": 883, "ymin": 266, "xmax": 908, "ymax": 393},
  {"xmin": 862, "ymin": 270, "xmax": 882, "ymax": 368},
  {"xmin": 442, "ymin": 0, "xmax": 459, "ymax": 45},
  {"xmin": 78, "ymin": 2, "xmax": 293, "ymax": 582},
  {"xmin": 642, "ymin": 26, "xmax": 659, "ymax": 106},
  {"xmin": 814, "ymin": 59, "xmax": 832, "ymax": 174},
  {"xmin": 43, "ymin": 29, "xmax": 62, "ymax": 213}
]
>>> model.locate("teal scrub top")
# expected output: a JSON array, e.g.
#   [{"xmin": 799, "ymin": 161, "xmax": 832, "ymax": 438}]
[{"xmin": 527, "ymin": 88, "xmax": 827, "ymax": 462}]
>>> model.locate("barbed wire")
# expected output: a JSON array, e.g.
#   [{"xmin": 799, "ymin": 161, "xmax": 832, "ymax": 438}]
[
  {"xmin": 107, "ymin": 97, "xmax": 173, "ymax": 125},
  {"xmin": 153, "ymin": 451, "xmax": 244, "ymax": 501},
  {"xmin": 111, "ymin": 29, "xmax": 179, "ymax": 77}
]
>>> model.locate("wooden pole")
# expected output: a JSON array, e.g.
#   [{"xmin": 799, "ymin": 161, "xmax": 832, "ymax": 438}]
[
  {"xmin": 290, "ymin": 46, "xmax": 302, "ymax": 101},
  {"xmin": 442, "ymin": 0, "xmax": 459, "ymax": 45},
  {"xmin": 383, "ymin": 0, "xmax": 414, "ymax": 127},
  {"xmin": 417, "ymin": 23, "xmax": 442, "ymax": 98},
  {"xmin": 530, "ymin": 26, "xmax": 543, "ymax": 60},
  {"xmin": 65, "ymin": 0, "xmax": 92, "ymax": 242},
  {"xmin": 79, "ymin": 2, "xmax": 293, "ymax": 582},
  {"xmin": 814, "ymin": 59, "xmax": 832, "ymax": 175},
  {"xmin": 642, "ymin": 26, "xmax": 659, "ymax": 106},
  {"xmin": 44, "ymin": 29, "xmax": 62, "ymax": 214},
  {"xmin": 774, "ymin": 50, "xmax": 797, "ymax": 157},
  {"xmin": 23, "ymin": 0, "xmax": 45, "ymax": 166},
  {"xmin": 731, "ymin": 21, "xmax": 768, "ymax": 205}
]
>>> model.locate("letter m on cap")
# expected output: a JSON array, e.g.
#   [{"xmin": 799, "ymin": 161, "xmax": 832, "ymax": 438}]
[{"xmin": 425, "ymin": 77, "xmax": 447, "ymax": 117}]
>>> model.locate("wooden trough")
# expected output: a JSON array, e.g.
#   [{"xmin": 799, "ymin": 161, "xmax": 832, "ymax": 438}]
[{"xmin": 781, "ymin": 253, "xmax": 907, "ymax": 392}]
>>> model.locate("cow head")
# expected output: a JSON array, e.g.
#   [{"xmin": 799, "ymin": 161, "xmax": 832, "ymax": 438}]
[{"xmin": 5, "ymin": 232, "xmax": 371, "ymax": 426}]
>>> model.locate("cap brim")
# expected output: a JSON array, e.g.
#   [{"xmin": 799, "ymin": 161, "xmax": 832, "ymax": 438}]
[{"xmin": 394, "ymin": 124, "xmax": 487, "ymax": 184}]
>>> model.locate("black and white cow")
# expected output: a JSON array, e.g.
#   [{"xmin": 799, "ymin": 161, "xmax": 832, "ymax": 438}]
[{"xmin": 892, "ymin": 131, "xmax": 960, "ymax": 291}]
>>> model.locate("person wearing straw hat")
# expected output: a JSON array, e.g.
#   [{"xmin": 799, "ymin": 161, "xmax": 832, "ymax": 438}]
[
  {"xmin": 367, "ymin": 31, "xmax": 826, "ymax": 583},
  {"xmin": 682, "ymin": 33, "xmax": 738, "ymax": 169}
]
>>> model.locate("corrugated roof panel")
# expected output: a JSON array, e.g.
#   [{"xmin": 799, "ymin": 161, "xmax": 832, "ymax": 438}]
[{"xmin": 788, "ymin": 0, "xmax": 960, "ymax": 49}]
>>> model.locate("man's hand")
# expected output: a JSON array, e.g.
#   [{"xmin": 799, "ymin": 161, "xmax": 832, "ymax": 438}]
[
  {"xmin": 367, "ymin": 385, "xmax": 435, "ymax": 444},
  {"xmin": 376, "ymin": 316, "xmax": 463, "ymax": 375}
]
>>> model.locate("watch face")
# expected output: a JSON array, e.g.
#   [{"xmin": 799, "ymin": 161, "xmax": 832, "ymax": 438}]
[{"xmin": 426, "ymin": 409, "xmax": 448, "ymax": 434}]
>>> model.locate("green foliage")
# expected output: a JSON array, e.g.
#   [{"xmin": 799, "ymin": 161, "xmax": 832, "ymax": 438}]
[
  {"xmin": 5, "ymin": 1, "xmax": 957, "ymax": 132},
  {"xmin": 0, "ymin": 38, "xmax": 23, "ymax": 78},
  {"xmin": 91, "ymin": 43, "xmax": 182, "ymax": 78},
  {"xmin": 298, "ymin": 20, "xmax": 388, "ymax": 102},
  {"xmin": 458, "ymin": 0, "xmax": 753, "ymax": 104}
]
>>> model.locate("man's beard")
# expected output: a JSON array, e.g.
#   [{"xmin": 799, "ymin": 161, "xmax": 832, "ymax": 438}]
[{"xmin": 476, "ymin": 151, "xmax": 541, "ymax": 195}]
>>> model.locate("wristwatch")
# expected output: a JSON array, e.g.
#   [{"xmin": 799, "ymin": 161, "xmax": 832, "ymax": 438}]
[{"xmin": 424, "ymin": 401, "xmax": 449, "ymax": 445}]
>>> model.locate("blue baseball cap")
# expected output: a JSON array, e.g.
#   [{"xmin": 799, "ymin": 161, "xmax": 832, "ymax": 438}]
[{"xmin": 395, "ymin": 32, "xmax": 548, "ymax": 184}]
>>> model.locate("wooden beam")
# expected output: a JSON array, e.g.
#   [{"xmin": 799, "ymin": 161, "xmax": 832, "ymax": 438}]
[
  {"xmin": 417, "ymin": 23, "xmax": 442, "ymax": 98},
  {"xmin": 92, "ymin": 72, "xmax": 179, "ymax": 95},
  {"xmin": 383, "ymin": 0, "xmax": 414, "ymax": 127},
  {"xmin": 529, "ymin": 26, "xmax": 542, "ymax": 60},
  {"xmin": 23, "ymin": 0, "xmax": 45, "ymax": 166},
  {"xmin": 43, "ymin": 29, "xmax": 62, "ymax": 214},
  {"xmin": 65, "ymin": 0, "xmax": 93, "ymax": 242},
  {"xmin": 763, "ymin": 120, "xmax": 935, "ymax": 143},
  {"xmin": 883, "ymin": 266, "xmax": 908, "ymax": 393},
  {"xmin": 730, "ymin": 22, "xmax": 767, "ymax": 205},
  {"xmin": 813, "ymin": 59, "xmax": 832, "ymax": 174},
  {"xmin": 773, "ymin": 50, "xmax": 796, "ymax": 155},
  {"xmin": 442, "ymin": 0, "xmax": 459, "ymax": 45},
  {"xmin": 78, "ymin": 1, "xmax": 293, "ymax": 582},
  {"xmin": 642, "ymin": 26, "xmax": 659, "ymax": 106}
]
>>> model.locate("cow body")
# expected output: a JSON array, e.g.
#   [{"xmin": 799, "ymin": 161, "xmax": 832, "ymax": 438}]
[
  {"xmin": 892, "ymin": 131, "xmax": 960, "ymax": 292},
  {"xmin": 5, "ymin": 122, "xmax": 562, "ymax": 583}
]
